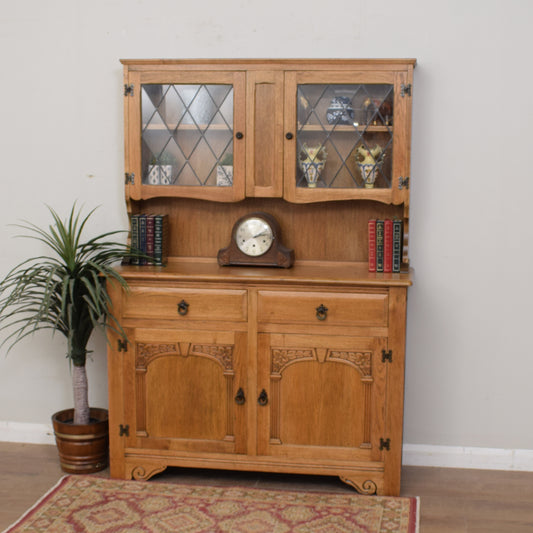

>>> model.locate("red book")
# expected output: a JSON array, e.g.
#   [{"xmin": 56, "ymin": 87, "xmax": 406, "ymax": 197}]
[
  {"xmin": 384, "ymin": 219, "xmax": 393, "ymax": 273},
  {"xmin": 368, "ymin": 219, "xmax": 376, "ymax": 272}
]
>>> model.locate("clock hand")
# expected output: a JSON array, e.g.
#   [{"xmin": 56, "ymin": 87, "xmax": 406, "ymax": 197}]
[{"xmin": 252, "ymin": 231, "xmax": 270, "ymax": 239}]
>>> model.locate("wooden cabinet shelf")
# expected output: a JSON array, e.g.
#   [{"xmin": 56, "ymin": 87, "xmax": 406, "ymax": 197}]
[
  {"xmin": 109, "ymin": 58, "xmax": 415, "ymax": 496},
  {"xmin": 298, "ymin": 124, "xmax": 392, "ymax": 133},
  {"xmin": 144, "ymin": 123, "xmax": 233, "ymax": 131},
  {"xmin": 116, "ymin": 258, "xmax": 412, "ymax": 288}
]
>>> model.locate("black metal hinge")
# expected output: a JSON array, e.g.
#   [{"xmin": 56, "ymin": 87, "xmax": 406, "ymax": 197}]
[
  {"xmin": 400, "ymin": 83, "xmax": 412, "ymax": 97},
  {"xmin": 124, "ymin": 84, "xmax": 134, "ymax": 96},
  {"xmin": 398, "ymin": 176, "xmax": 410, "ymax": 190},
  {"xmin": 119, "ymin": 424, "xmax": 130, "ymax": 437},
  {"xmin": 380, "ymin": 438, "xmax": 391, "ymax": 451},
  {"xmin": 382, "ymin": 350, "xmax": 393, "ymax": 363},
  {"xmin": 125, "ymin": 172, "xmax": 135, "ymax": 185},
  {"xmin": 117, "ymin": 339, "xmax": 128, "ymax": 352}
]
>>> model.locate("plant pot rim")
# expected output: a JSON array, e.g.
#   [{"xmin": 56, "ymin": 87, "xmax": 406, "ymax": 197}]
[{"xmin": 52, "ymin": 407, "xmax": 109, "ymax": 427}]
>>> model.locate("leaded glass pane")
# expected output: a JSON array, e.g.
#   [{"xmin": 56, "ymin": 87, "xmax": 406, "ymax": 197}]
[
  {"xmin": 141, "ymin": 84, "xmax": 234, "ymax": 186},
  {"xmin": 296, "ymin": 84, "xmax": 394, "ymax": 189}
]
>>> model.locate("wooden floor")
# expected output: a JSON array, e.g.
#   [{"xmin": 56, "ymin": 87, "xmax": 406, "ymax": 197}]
[{"xmin": 1, "ymin": 442, "xmax": 533, "ymax": 532}]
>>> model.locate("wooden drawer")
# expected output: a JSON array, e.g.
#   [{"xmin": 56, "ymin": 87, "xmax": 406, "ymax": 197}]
[
  {"xmin": 257, "ymin": 290, "xmax": 388, "ymax": 327},
  {"xmin": 123, "ymin": 287, "xmax": 247, "ymax": 322}
]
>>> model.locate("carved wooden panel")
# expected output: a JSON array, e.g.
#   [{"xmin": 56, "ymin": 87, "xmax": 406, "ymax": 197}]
[
  {"xmin": 258, "ymin": 333, "xmax": 386, "ymax": 456},
  {"xmin": 269, "ymin": 345, "xmax": 374, "ymax": 448},
  {"xmin": 135, "ymin": 341, "xmax": 236, "ymax": 443}
]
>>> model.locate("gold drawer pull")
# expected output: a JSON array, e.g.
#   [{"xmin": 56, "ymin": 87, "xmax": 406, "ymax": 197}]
[{"xmin": 315, "ymin": 304, "xmax": 328, "ymax": 321}]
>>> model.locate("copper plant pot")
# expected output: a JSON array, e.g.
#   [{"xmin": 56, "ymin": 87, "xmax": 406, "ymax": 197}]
[{"xmin": 52, "ymin": 407, "xmax": 109, "ymax": 474}]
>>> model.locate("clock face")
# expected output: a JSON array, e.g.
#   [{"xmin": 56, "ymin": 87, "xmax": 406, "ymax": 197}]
[{"xmin": 235, "ymin": 217, "xmax": 274, "ymax": 257}]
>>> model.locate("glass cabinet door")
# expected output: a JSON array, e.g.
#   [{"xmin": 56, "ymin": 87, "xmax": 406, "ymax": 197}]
[
  {"xmin": 126, "ymin": 71, "xmax": 245, "ymax": 201},
  {"xmin": 284, "ymin": 72, "xmax": 409, "ymax": 204}
]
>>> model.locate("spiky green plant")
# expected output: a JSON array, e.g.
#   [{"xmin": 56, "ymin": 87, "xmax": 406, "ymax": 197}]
[{"xmin": 0, "ymin": 204, "xmax": 142, "ymax": 425}]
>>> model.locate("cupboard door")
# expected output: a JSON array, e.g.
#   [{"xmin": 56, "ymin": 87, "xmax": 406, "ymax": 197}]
[
  {"xmin": 257, "ymin": 333, "xmax": 387, "ymax": 464},
  {"xmin": 124, "ymin": 328, "xmax": 247, "ymax": 455},
  {"xmin": 284, "ymin": 70, "xmax": 412, "ymax": 205},
  {"xmin": 246, "ymin": 70, "xmax": 284, "ymax": 197},
  {"xmin": 125, "ymin": 70, "xmax": 246, "ymax": 202}
]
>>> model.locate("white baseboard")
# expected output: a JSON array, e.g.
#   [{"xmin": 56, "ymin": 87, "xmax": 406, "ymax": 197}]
[
  {"xmin": 403, "ymin": 443, "xmax": 533, "ymax": 471},
  {"xmin": 1, "ymin": 422, "xmax": 533, "ymax": 472},
  {"xmin": 0, "ymin": 421, "xmax": 55, "ymax": 445}
]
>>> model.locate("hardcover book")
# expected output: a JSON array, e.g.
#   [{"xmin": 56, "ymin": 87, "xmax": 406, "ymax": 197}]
[
  {"xmin": 384, "ymin": 219, "xmax": 393, "ymax": 273},
  {"xmin": 154, "ymin": 214, "xmax": 169, "ymax": 266},
  {"xmin": 392, "ymin": 219, "xmax": 403, "ymax": 273},
  {"xmin": 138, "ymin": 214, "xmax": 147, "ymax": 265},
  {"xmin": 130, "ymin": 213, "xmax": 169, "ymax": 266},
  {"xmin": 376, "ymin": 220, "xmax": 384, "ymax": 273},
  {"xmin": 146, "ymin": 215, "xmax": 155, "ymax": 261},
  {"xmin": 368, "ymin": 219, "xmax": 377, "ymax": 272},
  {"xmin": 130, "ymin": 215, "xmax": 140, "ymax": 265}
]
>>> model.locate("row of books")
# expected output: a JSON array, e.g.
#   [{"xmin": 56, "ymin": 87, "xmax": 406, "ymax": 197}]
[
  {"xmin": 130, "ymin": 214, "xmax": 169, "ymax": 266},
  {"xmin": 368, "ymin": 219, "xmax": 403, "ymax": 273}
]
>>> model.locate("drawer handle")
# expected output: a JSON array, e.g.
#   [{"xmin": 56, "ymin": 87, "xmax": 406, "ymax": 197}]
[
  {"xmin": 234, "ymin": 388, "xmax": 246, "ymax": 405},
  {"xmin": 316, "ymin": 304, "xmax": 328, "ymax": 321},
  {"xmin": 177, "ymin": 300, "xmax": 189, "ymax": 316},
  {"xmin": 257, "ymin": 389, "xmax": 269, "ymax": 406}
]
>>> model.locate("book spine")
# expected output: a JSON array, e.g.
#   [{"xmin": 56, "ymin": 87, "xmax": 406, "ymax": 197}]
[
  {"xmin": 146, "ymin": 215, "xmax": 155, "ymax": 261},
  {"xmin": 384, "ymin": 219, "xmax": 393, "ymax": 273},
  {"xmin": 376, "ymin": 220, "xmax": 384, "ymax": 273},
  {"xmin": 154, "ymin": 214, "xmax": 168, "ymax": 266},
  {"xmin": 392, "ymin": 220, "xmax": 403, "ymax": 273},
  {"xmin": 139, "ymin": 214, "xmax": 147, "ymax": 265},
  {"xmin": 368, "ymin": 219, "xmax": 377, "ymax": 272},
  {"xmin": 130, "ymin": 214, "xmax": 140, "ymax": 265}
]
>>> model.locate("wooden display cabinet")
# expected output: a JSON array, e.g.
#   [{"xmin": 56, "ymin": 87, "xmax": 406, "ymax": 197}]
[{"xmin": 108, "ymin": 59, "xmax": 415, "ymax": 495}]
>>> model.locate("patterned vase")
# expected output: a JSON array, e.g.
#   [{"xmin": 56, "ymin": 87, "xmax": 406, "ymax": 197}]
[
  {"xmin": 300, "ymin": 160, "xmax": 325, "ymax": 188},
  {"xmin": 358, "ymin": 163, "xmax": 378, "ymax": 189}
]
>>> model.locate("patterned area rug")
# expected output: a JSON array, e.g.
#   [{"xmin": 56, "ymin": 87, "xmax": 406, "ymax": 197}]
[{"xmin": 5, "ymin": 475, "xmax": 419, "ymax": 532}]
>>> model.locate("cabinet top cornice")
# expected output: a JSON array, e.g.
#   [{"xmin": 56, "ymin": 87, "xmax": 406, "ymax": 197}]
[{"xmin": 120, "ymin": 58, "xmax": 417, "ymax": 71}]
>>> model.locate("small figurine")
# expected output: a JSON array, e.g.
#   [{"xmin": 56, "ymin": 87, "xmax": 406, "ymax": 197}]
[{"xmin": 363, "ymin": 97, "xmax": 393, "ymax": 126}]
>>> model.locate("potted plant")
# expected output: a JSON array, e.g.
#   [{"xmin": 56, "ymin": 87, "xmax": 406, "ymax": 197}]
[{"xmin": 0, "ymin": 204, "xmax": 143, "ymax": 473}]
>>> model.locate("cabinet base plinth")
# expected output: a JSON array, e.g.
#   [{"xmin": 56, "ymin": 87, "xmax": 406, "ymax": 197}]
[{"xmin": 116, "ymin": 453, "xmax": 390, "ymax": 493}]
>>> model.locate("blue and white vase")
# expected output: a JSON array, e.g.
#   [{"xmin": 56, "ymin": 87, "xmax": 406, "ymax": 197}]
[{"xmin": 326, "ymin": 96, "xmax": 355, "ymax": 125}]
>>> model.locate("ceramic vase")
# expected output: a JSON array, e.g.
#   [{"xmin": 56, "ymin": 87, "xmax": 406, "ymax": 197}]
[
  {"xmin": 326, "ymin": 96, "xmax": 355, "ymax": 125},
  {"xmin": 358, "ymin": 163, "xmax": 378, "ymax": 189},
  {"xmin": 301, "ymin": 160, "xmax": 325, "ymax": 188}
]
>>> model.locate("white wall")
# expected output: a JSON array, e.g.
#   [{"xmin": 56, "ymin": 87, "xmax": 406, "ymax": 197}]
[{"xmin": 0, "ymin": 0, "xmax": 532, "ymax": 458}]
